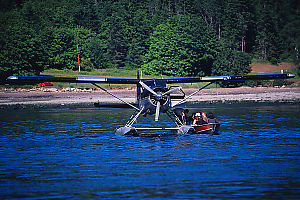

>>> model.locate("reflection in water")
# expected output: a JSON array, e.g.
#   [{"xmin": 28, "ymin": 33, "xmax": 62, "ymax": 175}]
[{"xmin": 0, "ymin": 104, "xmax": 299, "ymax": 199}]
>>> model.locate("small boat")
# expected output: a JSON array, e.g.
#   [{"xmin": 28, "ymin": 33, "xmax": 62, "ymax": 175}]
[{"xmin": 192, "ymin": 123, "xmax": 220, "ymax": 134}]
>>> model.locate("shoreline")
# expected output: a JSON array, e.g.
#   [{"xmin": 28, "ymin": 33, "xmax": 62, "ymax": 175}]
[{"xmin": 1, "ymin": 87, "xmax": 299, "ymax": 109}]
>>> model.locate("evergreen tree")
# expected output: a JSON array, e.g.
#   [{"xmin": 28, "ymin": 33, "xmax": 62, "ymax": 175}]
[
  {"xmin": 194, "ymin": 0, "xmax": 224, "ymax": 38},
  {"xmin": 142, "ymin": 15, "xmax": 220, "ymax": 76},
  {"xmin": 0, "ymin": 10, "xmax": 45, "ymax": 81},
  {"xmin": 222, "ymin": 0, "xmax": 252, "ymax": 51},
  {"xmin": 253, "ymin": 0, "xmax": 282, "ymax": 63},
  {"xmin": 108, "ymin": 12, "xmax": 130, "ymax": 68},
  {"xmin": 212, "ymin": 48, "xmax": 252, "ymax": 76},
  {"xmin": 275, "ymin": 0, "xmax": 300, "ymax": 62},
  {"xmin": 0, "ymin": 0, "xmax": 299, "ymax": 83},
  {"xmin": 125, "ymin": 10, "xmax": 153, "ymax": 69},
  {"xmin": 73, "ymin": 0, "xmax": 99, "ymax": 31}
]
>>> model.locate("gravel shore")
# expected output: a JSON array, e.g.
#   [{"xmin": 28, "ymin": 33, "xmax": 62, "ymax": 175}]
[{"xmin": 1, "ymin": 87, "xmax": 299, "ymax": 109}]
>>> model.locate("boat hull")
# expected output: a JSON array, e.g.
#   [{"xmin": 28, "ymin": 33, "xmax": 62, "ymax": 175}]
[{"xmin": 192, "ymin": 123, "xmax": 220, "ymax": 134}]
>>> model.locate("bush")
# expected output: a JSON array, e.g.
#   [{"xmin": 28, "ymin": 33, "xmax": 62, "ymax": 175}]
[
  {"xmin": 245, "ymin": 80, "xmax": 269, "ymax": 87},
  {"xmin": 80, "ymin": 58, "xmax": 94, "ymax": 72},
  {"xmin": 272, "ymin": 79, "xmax": 292, "ymax": 87}
]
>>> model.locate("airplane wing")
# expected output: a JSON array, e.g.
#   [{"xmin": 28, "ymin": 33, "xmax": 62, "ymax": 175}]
[
  {"xmin": 163, "ymin": 73, "xmax": 295, "ymax": 83},
  {"xmin": 7, "ymin": 75, "xmax": 139, "ymax": 84},
  {"xmin": 7, "ymin": 73, "xmax": 295, "ymax": 84}
]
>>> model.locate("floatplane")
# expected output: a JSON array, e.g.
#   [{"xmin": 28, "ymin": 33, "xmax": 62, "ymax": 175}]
[{"xmin": 7, "ymin": 72, "xmax": 295, "ymax": 136}]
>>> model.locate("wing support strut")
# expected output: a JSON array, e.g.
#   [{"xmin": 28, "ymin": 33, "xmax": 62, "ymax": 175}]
[
  {"xmin": 166, "ymin": 110, "xmax": 184, "ymax": 127},
  {"xmin": 91, "ymin": 83, "xmax": 140, "ymax": 111},
  {"xmin": 172, "ymin": 82, "xmax": 213, "ymax": 107},
  {"xmin": 126, "ymin": 107, "xmax": 144, "ymax": 127}
]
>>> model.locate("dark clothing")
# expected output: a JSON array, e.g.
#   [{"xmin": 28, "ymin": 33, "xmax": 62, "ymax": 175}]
[
  {"xmin": 173, "ymin": 108, "xmax": 185, "ymax": 123},
  {"xmin": 186, "ymin": 116, "xmax": 194, "ymax": 125},
  {"xmin": 195, "ymin": 119, "xmax": 207, "ymax": 125},
  {"xmin": 208, "ymin": 118, "xmax": 219, "ymax": 124},
  {"xmin": 173, "ymin": 108, "xmax": 184, "ymax": 116}
]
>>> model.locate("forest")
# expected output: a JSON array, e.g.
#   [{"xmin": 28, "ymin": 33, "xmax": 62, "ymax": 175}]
[{"xmin": 0, "ymin": 0, "xmax": 299, "ymax": 83}]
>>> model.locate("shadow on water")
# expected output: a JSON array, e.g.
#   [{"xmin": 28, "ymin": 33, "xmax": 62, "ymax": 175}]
[{"xmin": 0, "ymin": 104, "xmax": 299, "ymax": 199}]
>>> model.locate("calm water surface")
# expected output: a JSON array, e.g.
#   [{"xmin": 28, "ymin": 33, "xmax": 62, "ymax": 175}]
[{"xmin": 0, "ymin": 104, "xmax": 299, "ymax": 199}]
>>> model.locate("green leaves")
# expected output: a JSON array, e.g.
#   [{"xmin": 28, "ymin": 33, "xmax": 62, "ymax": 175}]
[
  {"xmin": 142, "ymin": 15, "xmax": 220, "ymax": 77},
  {"xmin": 212, "ymin": 49, "xmax": 252, "ymax": 76},
  {"xmin": 0, "ymin": 10, "xmax": 44, "ymax": 80},
  {"xmin": 0, "ymin": 0, "xmax": 298, "ymax": 83}
]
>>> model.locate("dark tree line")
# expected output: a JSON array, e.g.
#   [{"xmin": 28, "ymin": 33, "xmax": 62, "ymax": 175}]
[{"xmin": 0, "ymin": 0, "xmax": 299, "ymax": 82}]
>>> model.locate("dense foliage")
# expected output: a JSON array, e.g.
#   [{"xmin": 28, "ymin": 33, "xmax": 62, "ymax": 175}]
[{"xmin": 0, "ymin": 0, "xmax": 299, "ymax": 82}]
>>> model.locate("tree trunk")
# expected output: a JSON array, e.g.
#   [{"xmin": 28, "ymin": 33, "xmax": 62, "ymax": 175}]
[
  {"xmin": 218, "ymin": 24, "xmax": 221, "ymax": 39},
  {"xmin": 241, "ymin": 36, "xmax": 245, "ymax": 52}
]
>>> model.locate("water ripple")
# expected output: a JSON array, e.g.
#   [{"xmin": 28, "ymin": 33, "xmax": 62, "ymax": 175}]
[{"xmin": 0, "ymin": 105, "xmax": 299, "ymax": 199}]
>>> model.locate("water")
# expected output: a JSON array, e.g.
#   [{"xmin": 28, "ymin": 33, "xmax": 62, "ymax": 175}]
[{"xmin": 0, "ymin": 104, "xmax": 299, "ymax": 199}]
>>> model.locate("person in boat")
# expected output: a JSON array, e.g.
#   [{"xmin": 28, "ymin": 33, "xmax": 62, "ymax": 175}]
[
  {"xmin": 207, "ymin": 112, "xmax": 221, "ymax": 134},
  {"xmin": 187, "ymin": 112, "xmax": 196, "ymax": 125},
  {"xmin": 193, "ymin": 112, "xmax": 207, "ymax": 125},
  {"xmin": 202, "ymin": 112, "xmax": 208, "ymax": 123},
  {"xmin": 183, "ymin": 109, "xmax": 189, "ymax": 124},
  {"xmin": 173, "ymin": 108, "xmax": 189, "ymax": 125},
  {"xmin": 207, "ymin": 112, "xmax": 219, "ymax": 124}
]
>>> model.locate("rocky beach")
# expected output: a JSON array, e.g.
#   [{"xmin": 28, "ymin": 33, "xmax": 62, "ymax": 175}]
[{"xmin": 1, "ymin": 86, "xmax": 299, "ymax": 109}]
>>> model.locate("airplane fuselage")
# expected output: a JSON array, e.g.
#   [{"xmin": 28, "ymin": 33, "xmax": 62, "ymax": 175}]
[{"xmin": 138, "ymin": 79, "xmax": 171, "ymax": 115}]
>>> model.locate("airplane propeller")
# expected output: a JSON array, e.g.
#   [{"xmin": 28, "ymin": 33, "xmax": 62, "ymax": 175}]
[
  {"xmin": 139, "ymin": 81, "xmax": 157, "ymax": 96},
  {"xmin": 155, "ymin": 101, "xmax": 161, "ymax": 121},
  {"xmin": 139, "ymin": 81, "xmax": 181, "ymax": 121}
]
